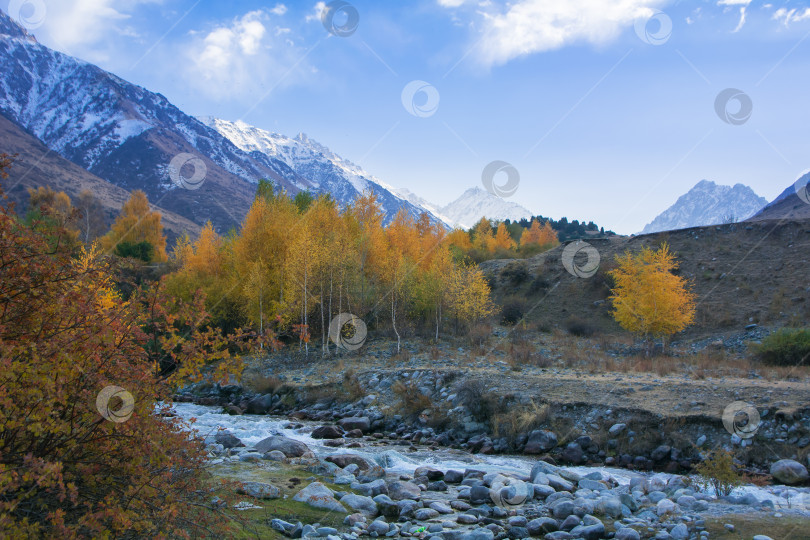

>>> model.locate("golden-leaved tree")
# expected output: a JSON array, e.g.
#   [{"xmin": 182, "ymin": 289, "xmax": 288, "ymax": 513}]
[
  {"xmin": 490, "ymin": 222, "xmax": 516, "ymax": 252},
  {"xmin": 609, "ymin": 242, "xmax": 696, "ymax": 349},
  {"xmin": 520, "ymin": 218, "xmax": 558, "ymax": 249},
  {"xmin": 101, "ymin": 189, "xmax": 167, "ymax": 262},
  {"xmin": 164, "ymin": 187, "xmax": 495, "ymax": 355}
]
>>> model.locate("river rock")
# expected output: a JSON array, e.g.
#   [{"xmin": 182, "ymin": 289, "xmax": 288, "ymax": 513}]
[
  {"xmin": 615, "ymin": 528, "xmax": 641, "ymax": 540},
  {"xmin": 428, "ymin": 480, "xmax": 449, "ymax": 491},
  {"xmin": 245, "ymin": 393, "xmax": 275, "ymax": 414},
  {"xmin": 609, "ymin": 423, "xmax": 626, "ymax": 435},
  {"xmin": 326, "ymin": 453, "xmax": 375, "ymax": 471},
  {"xmin": 595, "ymin": 496, "xmax": 622, "ymax": 518},
  {"xmin": 444, "ymin": 470, "xmax": 464, "ymax": 483},
  {"xmin": 656, "ymin": 498, "xmax": 679, "ymax": 516},
  {"xmin": 214, "ymin": 430, "xmax": 244, "ymax": 448},
  {"xmin": 670, "ymin": 523, "xmax": 689, "ymax": 539},
  {"xmin": 544, "ymin": 532, "xmax": 575, "ymax": 540},
  {"xmin": 340, "ymin": 493, "xmax": 378, "ymax": 516},
  {"xmin": 547, "ymin": 474, "xmax": 574, "ymax": 492},
  {"xmin": 254, "ymin": 435, "xmax": 310, "ymax": 457},
  {"xmin": 292, "ymin": 482, "xmax": 347, "ymax": 513},
  {"xmin": 570, "ymin": 523, "xmax": 605, "ymax": 540},
  {"xmin": 312, "ymin": 425, "xmax": 344, "ymax": 439},
  {"xmin": 344, "ymin": 513, "xmax": 367, "ymax": 527},
  {"xmin": 534, "ymin": 484, "xmax": 556, "ymax": 499},
  {"xmin": 367, "ymin": 520, "xmax": 390, "ymax": 535},
  {"xmin": 414, "ymin": 508, "xmax": 440, "ymax": 520},
  {"xmin": 524, "ymin": 430, "xmax": 558, "ymax": 454},
  {"xmin": 551, "ymin": 499, "xmax": 575, "ymax": 519},
  {"xmin": 770, "ymin": 459, "xmax": 809, "ymax": 484},
  {"xmin": 372, "ymin": 494, "xmax": 398, "ymax": 517},
  {"xmin": 562, "ymin": 442, "xmax": 584, "ymax": 464},
  {"xmin": 358, "ymin": 465, "xmax": 386, "ymax": 481},
  {"xmin": 262, "ymin": 450, "xmax": 286, "ymax": 461},
  {"xmin": 456, "ymin": 513, "xmax": 478, "ymax": 524},
  {"xmin": 527, "ymin": 517, "xmax": 558, "ymax": 535},
  {"xmin": 352, "ymin": 478, "xmax": 387, "ymax": 497},
  {"xmin": 338, "ymin": 416, "xmax": 371, "ymax": 432},
  {"xmin": 397, "ymin": 499, "xmax": 419, "ymax": 517},
  {"xmin": 559, "ymin": 515, "xmax": 580, "ymax": 531},
  {"xmin": 430, "ymin": 501, "xmax": 454, "ymax": 514},
  {"xmin": 441, "ymin": 529, "xmax": 494, "ymax": 540},
  {"xmin": 237, "ymin": 481, "xmax": 280, "ymax": 499},
  {"xmin": 469, "ymin": 485, "xmax": 491, "ymax": 505},
  {"xmin": 388, "ymin": 480, "xmax": 422, "ymax": 501},
  {"xmin": 270, "ymin": 518, "xmax": 299, "ymax": 536},
  {"xmin": 415, "ymin": 466, "xmax": 445, "ymax": 480}
]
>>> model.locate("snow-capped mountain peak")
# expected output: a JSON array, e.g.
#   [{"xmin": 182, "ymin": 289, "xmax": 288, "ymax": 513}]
[
  {"xmin": 201, "ymin": 117, "xmax": 444, "ymax": 226},
  {"xmin": 640, "ymin": 180, "xmax": 768, "ymax": 234},
  {"xmin": 439, "ymin": 187, "xmax": 534, "ymax": 229}
]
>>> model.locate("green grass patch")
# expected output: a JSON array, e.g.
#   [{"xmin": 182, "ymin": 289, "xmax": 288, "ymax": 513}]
[{"xmin": 703, "ymin": 513, "xmax": 810, "ymax": 539}]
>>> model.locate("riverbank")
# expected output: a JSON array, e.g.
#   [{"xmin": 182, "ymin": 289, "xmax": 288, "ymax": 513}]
[{"xmin": 171, "ymin": 403, "xmax": 810, "ymax": 539}]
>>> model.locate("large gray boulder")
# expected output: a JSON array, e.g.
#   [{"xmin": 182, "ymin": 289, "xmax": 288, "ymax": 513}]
[
  {"xmin": 527, "ymin": 517, "xmax": 558, "ymax": 535},
  {"xmin": 312, "ymin": 425, "xmax": 344, "ymax": 439},
  {"xmin": 770, "ymin": 459, "xmax": 809, "ymax": 485},
  {"xmin": 338, "ymin": 416, "xmax": 371, "ymax": 432},
  {"xmin": 326, "ymin": 453, "xmax": 376, "ymax": 471},
  {"xmin": 245, "ymin": 393, "xmax": 275, "ymax": 414},
  {"xmin": 340, "ymin": 493, "xmax": 378, "ymax": 516},
  {"xmin": 236, "ymin": 481, "xmax": 280, "ymax": 499},
  {"xmin": 214, "ymin": 430, "xmax": 244, "ymax": 449},
  {"xmin": 254, "ymin": 435, "xmax": 310, "ymax": 457},
  {"xmin": 387, "ymin": 480, "xmax": 422, "ymax": 501},
  {"xmin": 292, "ymin": 482, "xmax": 347, "ymax": 512},
  {"xmin": 524, "ymin": 430, "xmax": 558, "ymax": 454}
]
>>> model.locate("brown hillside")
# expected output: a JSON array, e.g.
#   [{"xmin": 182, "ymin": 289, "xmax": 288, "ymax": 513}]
[
  {"xmin": 482, "ymin": 219, "xmax": 810, "ymax": 339},
  {"xmin": 0, "ymin": 113, "xmax": 201, "ymax": 243}
]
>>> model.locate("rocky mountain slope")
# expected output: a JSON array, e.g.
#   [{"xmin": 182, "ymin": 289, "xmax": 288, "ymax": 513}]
[
  {"xmin": 0, "ymin": 10, "xmax": 440, "ymax": 234},
  {"xmin": 751, "ymin": 170, "xmax": 810, "ymax": 222},
  {"xmin": 0, "ymin": 112, "xmax": 200, "ymax": 242},
  {"xmin": 641, "ymin": 180, "xmax": 767, "ymax": 234},
  {"xmin": 200, "ymin": 118, "xmax": 441, "ymax": 226}
]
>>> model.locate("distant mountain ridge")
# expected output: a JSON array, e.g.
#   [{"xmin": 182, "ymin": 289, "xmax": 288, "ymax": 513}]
[
  {"xmin": 750, "ymin": 170, "xmax": 810, "ymax": 222},
  {"xmin": 438, "ymin": 187, "xmax": 534, "ymax": 229},
  {"xmin": 200, "ymin": 118, "xmax": 442, "ymax": 226},
  {"xmin": 0, "ymin": 9, "xmax": 443, "ymax": 234},
  {"xmin": 641, "ymin": 180, "xmax": 767, "ymax": 234}
]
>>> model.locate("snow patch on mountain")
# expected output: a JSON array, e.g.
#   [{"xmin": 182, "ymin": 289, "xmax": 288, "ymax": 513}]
[
  {"xmin": 439, "ymin": 187, "xmax": 534, "ymax": 229},
  {"xmin": 201, "ymin": 117, "xmax": 447, "ymax": 226},
  {"xmin": 640, "ymin": 180, "xmax": 768, "ymax": 234}
]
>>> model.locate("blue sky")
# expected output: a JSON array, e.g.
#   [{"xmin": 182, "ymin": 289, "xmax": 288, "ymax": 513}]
[{"xmin": 15, "ymin": 0, "xmax": 810, "ymax": 233}]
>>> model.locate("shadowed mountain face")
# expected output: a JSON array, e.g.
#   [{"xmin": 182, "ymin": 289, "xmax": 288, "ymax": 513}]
[
  {"xmin": 0, "ymin": 10, "xmax": 439, "ymax": 235},
  {"xmin": 0, "ymin": 112, "xmax": 200, "ymax": 244},
  {"xmin": 641, "ymin": 180, "xmax": 768, "ymax": 234},
  {"xmin": 750, "ymin": 171, "xmax": 810, "ymax": 223}
]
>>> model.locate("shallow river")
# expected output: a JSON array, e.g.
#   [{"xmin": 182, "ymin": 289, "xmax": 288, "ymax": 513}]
[{"xmin": 171, "ymin": 403, "xmax": 810, "ymax": 514}]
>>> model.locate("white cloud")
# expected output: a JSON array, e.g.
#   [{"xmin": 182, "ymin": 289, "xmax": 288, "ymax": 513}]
[
  {"xmin": 732, "ymin": 6, "xmax": 747, "ymax": 32},
  {"xmin": 718, "ymin": 0, "xmax": 751, "ymax": 5},
  {"xmin": 438, "ymin": 0, "xmax": 474, "ymax": 6},
  {"xmin": 773, "ymin": 7, "xmax": 810, "ymax": 26},
  {"xmin": 35, "ymin": 0, "xmax": 159, "ymax": 60},
  {"xmin": 449, "ymin": 0, "xmax": 668, "ymax": 67},
  {"xmin": 185, "ymin": 10, "xmax": 310, "ymax": 100},
  {"xmin": 269, "ymin": 4, "xmax": 288, "ymax": 16},
  {"xmin": 305, "ymin": 2, "xmax": 327, "ymax": 23}
]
